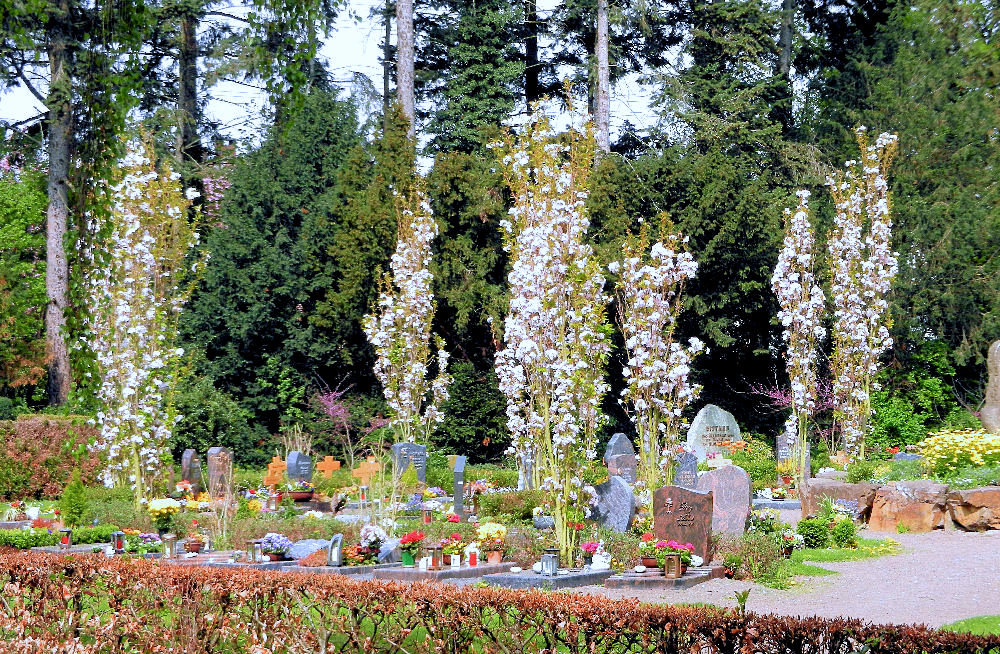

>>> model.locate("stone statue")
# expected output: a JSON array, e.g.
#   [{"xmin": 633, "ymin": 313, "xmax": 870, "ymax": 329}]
[{"xmin": 983, "ymin": 340, "xmax": 1000, "ymax": 433}]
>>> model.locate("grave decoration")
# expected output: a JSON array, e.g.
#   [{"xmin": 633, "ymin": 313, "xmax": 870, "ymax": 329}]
[
  {"xmin": 686, "ymin": 405, "xmax": 741, "ymax": 461},
  {"xmin": 696, "ymin": 465, "xmax": 751, "ymax": 535},
  {"xmin": 260, "ymin": 533, "xmax": 293, "ymax": 561},
  {"xmin": 652, "ymin": 485, "xmax": 713, "ymax": 561},
  {"xmin": 399, "ymin": 530, "xmax": 425, "ymax": 566},
  {"xmin": 326, "ymin": 533, "xmax": 343, "ymax": 567},
  {"xmin": 477, "ymin": 522, "xmax": 506, "ymax": 564}
]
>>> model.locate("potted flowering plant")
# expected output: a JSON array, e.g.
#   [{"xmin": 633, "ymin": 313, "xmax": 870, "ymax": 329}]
[
  {"xmin": 771, "ymin": 487, "xmax": 788, "ymax": 500},
  {"xmin": 286, "ymin": 480, "xmax": 315, "ymax": 501},
  {"xmin": 260, "ymin": 532, "xmax": 293, "ymax": 561},
  {"xmin": 147, "ymin": 498, "xmax": 182, "ymax": 535},
  {"xmin": 359, "ymin": 524, "xmax": 388, "ymax": 562},
  {"xmin": 637, "ymin": 532, "xmax": 659, "ymax": 568},
  {"xmin": 184, "ymin": 529, "xmax": 205, "ymax": 553},
  {"xmin": 654, "ymin": 540, "xmax": 693, "ymax": 572},
  {"xmin": 580, "ymin": 541, "xmax": 599, "ymax": 567},
  {"xmin": 780, "ymin": 529, "xmax": 805, "ymax": 557},
  {"xmin": 442, "ymin": 533, "xmax": 464, "ymax": 566},
  {"xmin": 476, "ymin": 522, "xmax": 506, "ymax": 563},
  {"xmin": 399, "ymin": 530, "xmax": 425, "ymax": 566}
]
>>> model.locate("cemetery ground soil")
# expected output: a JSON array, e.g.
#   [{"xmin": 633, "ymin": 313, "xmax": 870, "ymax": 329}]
[{"xmin": 584, "ymin": 511, "xmax": 1000, "ymax": 628}]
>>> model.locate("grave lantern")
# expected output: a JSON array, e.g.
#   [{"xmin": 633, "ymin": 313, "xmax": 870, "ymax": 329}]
[
  {"xmin": 663, "ymin": 554, "xmax": 682, "ymax": 579},
  {"xmin": 110, "ymin": 530, "xmax": 125, "ymax": 554},
  {"xmin": 428, "ymin": 544, "xmax": 443, "ymax": 569},
  {"xmin": 266, "ymin": 495, "xmax": 278, "ymax": 512},
  {"xmin": 247, "ymin": 539, "xmax": 264, "ymax": 563},
  {"xmin": 327, "ymin": 534, "xmax": 343, "ymax": 567},
  {"xmin": 464, "ymin": 542, "xmax": 478, "ymax": 567},
  {"xmin": 162, "ymin": 534, "xmax": 177, "ymax": 559},
  {"xmin": 422, "ymin": 508, "xmax": 432, "ymax": 524},
  {"xmin": 540, "ymin": 549, "xmax": 559, "ymax": 576},
  {"xmin": 359, "ymin": 485, "xmax": 368, "ymax": 503},
  {"xmin": 59, "ymin": 528, "xmax": 72, "ymax": 551}
]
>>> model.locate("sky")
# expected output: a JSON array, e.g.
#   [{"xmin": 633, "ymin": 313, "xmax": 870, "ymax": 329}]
[{"xmin": 0, "ymin": 0, "xmax": 659, "ymax": 150}]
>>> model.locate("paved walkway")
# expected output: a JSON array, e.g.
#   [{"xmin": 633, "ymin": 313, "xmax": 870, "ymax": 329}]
[{"xmin": 585, "ymin": 528, "xmax": 1000, "ymax": 628}]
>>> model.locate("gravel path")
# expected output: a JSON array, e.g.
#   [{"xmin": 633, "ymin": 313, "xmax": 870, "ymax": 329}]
[{"xmin": 583, "ymin": 526, "xmax": 1000, "ymax": 628}]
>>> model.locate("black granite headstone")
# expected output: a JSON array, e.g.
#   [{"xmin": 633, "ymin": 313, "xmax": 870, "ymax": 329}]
[
  {"xmin": 391, "ymin": 443, "xmax": 428, "ymax": 483},
  {"xmin": 286, "ymin": 450, "xmax": 313, "ymax": 481},
  {"xmin": 589, "ymin": 476, "xmax": 636, "ymax": 533},
  {"xmin": 452, "ymin": 455, "xmax": 467, "ymax": 517}
]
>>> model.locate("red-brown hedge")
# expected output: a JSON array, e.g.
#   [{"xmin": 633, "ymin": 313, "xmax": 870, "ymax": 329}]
[
  {"xmin": 0, "ymin": 415, "xmax": 100, "ymax": 499},
  {"xmin": 1, "ymin": 551, "xmax": 998, "ymax": 654}
]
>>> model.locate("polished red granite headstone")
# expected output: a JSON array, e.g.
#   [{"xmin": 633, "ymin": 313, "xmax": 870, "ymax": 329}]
[
  {"xmin": 652, "ymin": 485, "xmax": 713, "ymax": 562},
  {"xmin": 696, "ymin": 465, "xmax": 751, "ymax": 535}
]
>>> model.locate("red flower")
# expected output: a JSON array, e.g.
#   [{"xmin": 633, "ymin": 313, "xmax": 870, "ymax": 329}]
[
  {"xmin": 450, "ymin": 533, "xmax": 462, "ymax": 541},
  {"xmin": 447, "ymin": 514, "xmax": 460, "ymax": 523},
  {"xmin": 574, "ymin": 522, "xmax": 584, "ymax": 531},
  {"xmin": 640, "ymin": 532, "xmax": 654, "ymax": 542}
]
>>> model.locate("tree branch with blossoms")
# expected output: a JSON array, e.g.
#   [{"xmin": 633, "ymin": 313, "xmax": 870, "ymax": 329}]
[
  {"xmin": 827, "ymin": 127, "xmax": 899, "ymax": 459},
  {"xmin": 492, "ymin": 106, "xmax": 610, "ymax": 563},
  {"xmin": 82, "ymin": 136, "xmax": 205, "ymax": 508},
  {"xmin": 612, "ymin": 222, "xmax": 703, "ymax": 494},
  {"xmin": 771, "ymin": 190, "xmax": 826, "ymax": 485}
]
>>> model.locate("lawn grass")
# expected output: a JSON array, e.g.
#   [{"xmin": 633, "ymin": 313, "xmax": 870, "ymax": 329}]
[
  {"xmin": 791, "ymin": 537, "xmax": 901, "ymax": 564},
  {"xmin": 940, "ymin": 616, "xmax": 1000, "ymax": 636}
]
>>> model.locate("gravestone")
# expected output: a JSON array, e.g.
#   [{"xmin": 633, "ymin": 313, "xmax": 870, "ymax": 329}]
[
  {"xmin": 180, "ymin": 449, "xmax": 201, "ymax": 494},
  {"xmin": 687, "ymin": 404, "xmax": 741, "ymax": 460},
  {"xmin": 983, "ymin": 340, "xmax": 1000, "ymax": 433},
  {"xmin": 391, "ymin": 443, "xmax": 428, "ymax": 483},
  {"xmin": 451, "ymin": 455, "xmax": 467, "ymax": 517},
  {"xmin": 518, "ymin": 455, "xmax": 534, "ymax": 490},
  {"xmin": 696, "ymin": 465, "xmax": 751, "ymax": 535},
  {"xmin": 316, "ymin": 456, "xmax": 342, "ymax": 478},
  {"xmin": 288, "ymin": 538, "xmax": 328, "ymax": 560},
  {"xmin": 352, "ymin": 457, "xmax": 381, "ymax": 487},
  {"xmin": 603, "ymin": 433, "xmax": 635, "ymax": 464},
  {"xmin": 673, "ymin": 452, "xmax": 699, "ymax": 489},
  {"xmin": 327, "ymin": 533, "xmax": 343, "ymax": 566},
  {"xmin": 286, "ymin": 450, "xmax": 313, "ymax": 482},
  {"xmin": 776, "ymin": 430, "xmax": 794, "ymax": 463},
  {"xmin": 607, "ymin": 453, "xmax": 638, "ymax": 485},
  {"xmin": 206, "ymin": 447, "xmax": 233, "ymax": 497},
  {"xmin": 653, "ymin": 485, "xmax": 714, "ymax": 561},
  {"xmin": 589, "ymin": 476, "xmax": 636, "ymax": 533}
]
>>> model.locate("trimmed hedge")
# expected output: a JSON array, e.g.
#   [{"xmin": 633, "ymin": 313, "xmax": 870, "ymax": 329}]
[
  {"xmin": 0, "ymin": 415, "xmax": 100, "ymax": 499},
  {"xmin": 0, "ymin": 524, "xmax": 119, "ymax": 549},
  {"xmin": 2, "ymin": 551, "xmax": 999, "ymax": 653}
]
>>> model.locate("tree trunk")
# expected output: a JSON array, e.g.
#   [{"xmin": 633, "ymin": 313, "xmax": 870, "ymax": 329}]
[
  {"xmin": 45, "ymin": 0, "xmax": 72, "ymax": 406},
  {"xmin": 775, "ymin": 0, "xmax": 795, "ymax": 134},
  {"xmin": 525, "ymin": 0, "xmax": 539, "ymax": 106},
  {"xmin": 395, "ymin": 0, "xmax": 415, "ymax": 137},
  {"xmin": 177, "ymin": 11, "xmax": 203, "ymax": 193},
  {"xmin": 594, "ymin": 0, "xmax": 610, "ymax": 153},
  {"xmin": 383, "ymin": 0, "xmax": 392, "ymax": 133}
]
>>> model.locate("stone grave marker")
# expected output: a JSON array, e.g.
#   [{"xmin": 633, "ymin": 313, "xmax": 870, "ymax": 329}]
[
  {"xmin": 286, "ymin": 450, "xmax": 313, "ymax": 481},
  {"xmin": 391, "ymin": 443, "xmax": 428, "ymax": 483},
  {"xmin": 206, "ymin": 447, "xmax": 233, "ymax": 497},
  {"xmin": 893, "ymin": 452, "xmax": 923, "ymax": 462},
  {"xmin": 603, "ymin": 433, "xmax": 635, "ymax": 464},
  {"xmin": 264, "ymin": 455, "xmax": 286, "ymax": 487},
  {"xmin": 776, "ymin": 430, "xmax": 794, "ymax": 463},
  {"xmin": 327, "ymin": 533, "xmax": 343, "ymax": 566},
  {"xmin": 590, "ymin": 476, "xmax": 636, "ymax": 533},
  {"xmin": 451, "ymin": 455, "xmax": 467, "ymax": 517},
  {"xmin": 983, "ymin": 340, "xmax": 1000, "ymax": 433},
  {"xmin": 517, "ymin": 455, "xmax": 534, "ymax": 490},
  {"xmin": 673, "ymin": 452, "xmax": 699, "ymax": 489},
  {"xmin": 696, "ymin": 465, "xmax": 751, "ymax": 535},
  {"xmin": 288, "ymin": 538, "xmax": 328, "ymax": 561},
  {"xmin": 607, "ymin": 453, "xmax": 638, "ymax": 485},
  {"xmin": 180, "ymin": 449, "xmax": 201, "ymax": 494},
  {"xmin": 686, "ymin": 404, "xmax": 741, "ymax": 461},
  {"xmin": 316, "ymin": 456, "xmax": 341, "ymax": 478},
  {"xmin": 352, "ymin": 457, "xmax": 381, "ymax": 487},
  {"xmin": 653, "ymin": 485, "xmax": 714, "ymax": 561}
]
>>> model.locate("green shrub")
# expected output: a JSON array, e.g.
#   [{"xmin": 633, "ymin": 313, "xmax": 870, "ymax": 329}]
[
  {"xmin": 432, "ymin": 362, "xmax": 510, "ymax": 463},
  {"xmin": 82, "ymin": 486, "xmax": 147, "ymax": 530},
  {"xmin": 845, "ymin": 459, "xmax": 887, "ymax": 484},
  {"xmin": 831, "ymin": 519, "xmax": 858, "ymax": 548},
  {"xmin": 796, "ymin": 518, "xmax": 830, "ymax": 549},
  {"xmin": 466, "ymin": 464, "xmax": 518, "ymax": 490},
  {"xmin": 59, "ymin": 469, "xmax": 87, "ymax": 528},
  {"xmin": 729, "ymin": 435, "xmax": 777, "ymax": 491},
  {"xmin": 0, "ymin": 523, "xmax": 119, "ymax": 549},
  {"xmin": 424, "ymin": 452, "xmax": 455, "ymax": 494},
  {"xmin": 170, "ymin": 374, "xmax": 262, "ymax": 467},
  {"xmin": 477, "ymin": 490, "xmax": 545, "ymax": 521}
]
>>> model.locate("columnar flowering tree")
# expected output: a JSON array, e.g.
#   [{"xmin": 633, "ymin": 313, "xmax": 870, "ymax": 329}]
[
  {"xmin": 827, "ymin": 127, "xmax": 899, "ymax": 458},
  {"xmin": 363, "ymin": 185, "xmax": 451, "ymax": 446},
  {"xmin": 83, "ymin": 139, "xmax": 204, "ymax": 508},
  {"xmin": 493, "ymin": 108, "xmax": 610, "ymax": 563},
  {"xmin": 611, "ymin": 224, "xmax": 703, "ymax": 495},
  {"xmin": 771, "ymin": 190, "xmax": 826, "ymax": 483}
]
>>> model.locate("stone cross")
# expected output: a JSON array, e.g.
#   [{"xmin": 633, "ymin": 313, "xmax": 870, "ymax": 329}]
[
  {"xmin": 286, "ymin": 450, "xmax": 313, "ymax": 481},
  {"xmin": 451, "ymin": 455, "xmax": 467, "ymax": 518},
  {"xmin": 983, "ymin": 340, "xmax": 1000, "ymax": 434},
  {"xmin": 653, "ymin": 485, "xmax": 713, "ymax": 561},
  {"xmin": 352, "ymin": 457, "xmax": 381, "ymax": 487},
  {"xmin": 391, "ymin": 443, "xmax": 428, "ymax": 483},
  {"xmin": 686, "ymin": 404, "xmax": 742, "ymax": 461},
  {"xmin": 316, "ymin": 456, "xmax": 342, "ymax": 478},
  {"xmin": 263, "ymin": 455, "xmax": 286, "ymax": 487},
  {"xmin": 206, "ymin": 447, "xmax": 233, "ymax": 498},
  {"xmin": 180, "ymin": 449, "xmax": 201, "ymax": 494}
]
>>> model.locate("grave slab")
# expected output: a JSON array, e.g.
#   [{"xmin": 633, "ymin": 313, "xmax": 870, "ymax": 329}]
[
  {"xmin": 603, "ymin": 565, "xmax": 724, "ymax": 589},
  {"xmin": 485, "ymin": 568, "xmax": 615, "ymax": 590},
  {"xmin": 752, "ymin": 498, "xmax": 801, "ymax": 510},
  {"xmin": 285, "ymin": 562, "xmax": 400, "ymax": 575},
  {"xmin": 374, "ymin": 561, "xmax": 512, "ymax": 582},
  {"xmin": 652, "ymin": 485, "xmax": 713, "ymax": 561}
]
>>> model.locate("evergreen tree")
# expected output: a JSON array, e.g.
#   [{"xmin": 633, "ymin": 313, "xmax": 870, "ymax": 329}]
[{"xmin": 59, "ymin": 468, "xmax": 87, "ymax": 528}]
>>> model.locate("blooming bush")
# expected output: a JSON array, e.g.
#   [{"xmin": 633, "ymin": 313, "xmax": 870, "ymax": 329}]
[
  {"xmin": 918, "ymin": 428, "xmax": 1000, "ymax": 476},
  {"xmin": 360, "ymin": 524, "xmax": 388, "ymax": 550},
  {"xmin": 147, "ymin": 498, "xmax": 181, "ymax": 531},
  {"xmin": 399, "ymin": 530, "xmax": 425, "ymax": 554},
  {"xmin": 476, "ymin": 522, "xmax": 506, "ymax": 552},
  {"xmin": 259, "ymin": 532, "xmax": 293, "ymax": 555}
]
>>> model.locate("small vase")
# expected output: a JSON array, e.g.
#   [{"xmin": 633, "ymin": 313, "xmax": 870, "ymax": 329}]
[
  {"xmin": 486, "ymin": 550, "xmax": 502, "ymax": 565},
  {"xmin": 401, "ymin": 551, "xmax": 415, "ymax": 567},
  {"xmin": 583, "ymin": 555, "xmax": 593, "ymax": 567},
  {"xmin": 681, "ymin": 563, "xmax": 688, "ymax": 575}
]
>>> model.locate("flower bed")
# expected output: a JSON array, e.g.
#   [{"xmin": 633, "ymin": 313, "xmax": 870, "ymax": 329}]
[{"xmin": 1, "ymin": 551, "xmax": 998, "ymax": 653}]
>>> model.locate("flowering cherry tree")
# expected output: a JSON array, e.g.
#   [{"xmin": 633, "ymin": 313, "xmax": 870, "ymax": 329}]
[
  {"xmin": 83, "ymin": 138, "xmax": 204, "ymax": 507},
  {"xmin": 611, "ymin": 224, "xmax": 703, "ymax": 493},
  {"xmin": 827, "ymin": 127, "xmax": 899, "ymax": 458},
  {"xmin": 363, "ymin": 184, "xmax": 450, "ymax": 446},
  {"xmin": 493, "ymin": 108, "xmax": 609, "ymax": 562},
  {"xmin": 771, "ymin": 190, "xmax": 826, "ymax": 483}
]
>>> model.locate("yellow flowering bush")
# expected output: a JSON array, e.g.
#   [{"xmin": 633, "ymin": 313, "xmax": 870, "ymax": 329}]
[
  {"xmin": 919, "ymin": 429, "xmax": 1000, "ymax": 475},
  {"xmin": 247, "ymin": 499, "xmax": 262, "ymax": 513},
  {"xmin": 147, "ymin": 498, "xmax": 181, "ymax": 530}
]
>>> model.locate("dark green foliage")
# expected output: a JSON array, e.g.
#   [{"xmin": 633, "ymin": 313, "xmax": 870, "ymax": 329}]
[
  {"xmin": 0, "ymin": 523, "xmax": 118, "ymax": 549},
  {"xmin": 465, "ymin": 464, "xmax": 518, "ymax": 490},
  {"xmin": 796, "ymin": 517, "xmax": 831, "ymax": 549},
  {"xmin": 845, "ymin": 459, "xmax": 880, "ymax": 484},
  {"xmin": 432, "ymin": 362, "xmax": 509, "ymax": 463},
  {"xmin": 424, "ymin": 452, "xmax": 454, "ymax": 494},
  {"xmin": 170, "ymin": 373, "xmax": 260, "ymax": 466},
  {"xmin": 477, "ymin": 490, "xmax": 545, "ymax": 521},
  {"xmin": 59, "ymin": 468, "xmax": 87, "ymax": 528},
  {"xmin": 831, "ymin": 519, "xmax": 858, "ymax": 549}
]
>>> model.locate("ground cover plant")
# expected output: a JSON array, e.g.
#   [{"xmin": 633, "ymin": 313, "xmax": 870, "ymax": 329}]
[{"xmin": 2, "ymin": 551, "xmax": 999, "ymax": 654}]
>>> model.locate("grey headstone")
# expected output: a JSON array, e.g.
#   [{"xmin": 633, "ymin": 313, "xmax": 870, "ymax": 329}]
[
  {"xmin": 696, "ymin": 465, "xmax": 752, "ymax": 535},
  {"xmin": 518, "ymin": 454, "xmax": 534, "ymax": 490},
  {"xmin": 982, "ymin": 340, "xmax": 1000, "ymax": 433},
  {"xmin": 893, "ymin": 452, "xmax": 923, "ymax": 462},
  {"xmin": 607, "ymin": 453, "xmax": 638, "ymax": 485},
  {"xmin": 776, "ymin": 430, "xmax": 794, "ymax": 463},
  {"xmin": 589, "ymin": 476, "xmax": 635, "ymax": 533},
  {"xmin": 205, "ymin": 447, "xmax": 233, "ymax": 497},
  {"xmin": 452, "ymin": 455, "xmax": 467, "ymax": 517},
  {"xmin": 603, "ymin": 433, "xmax": 635, "ymax": 464},
  {"xmin": 180, "ymin": 449, "xmax": 201, "ymax": 493},
  {"xmin": 378, "ymin": 538, "xmax": 401, "ymax": 563},
  {"xmin": 673, "ymin": 452, "xmax": 699, "ymax": 489},
  {"xmin": 391, "ymin": 443, "xmax": 428, "ymax": 483},
  {"xmin": 287, "ymin": 538, "xmax": 329, "ymax": 560},
  {"xmin": 686, "ymin": 404, "xmax": 741, "ymax": 461},
  {"xmin": 286, "ymin": 450, "xmax": 313, "ymax": 481},
  {"xmin": 533, "ymin": 516, "xmax": 555, "ymax": 530},
  {"xmin": 327, "ymin": 533, "xmax": 344, "ymax": 566}
]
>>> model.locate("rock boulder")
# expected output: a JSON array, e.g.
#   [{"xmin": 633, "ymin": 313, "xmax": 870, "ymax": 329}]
[
  {"xmin": 800, "ymin": 478, "xmax": 877, "ymax": 520},
  {"xmin": 947, "ymin": 488, "xmax": 1000, "ymax": 531},
  {"xmin": 868, "ymin": 481, "xmax": 950, "ymax": 532}
]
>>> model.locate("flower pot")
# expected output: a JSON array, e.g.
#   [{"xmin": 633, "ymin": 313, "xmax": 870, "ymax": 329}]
[
  {"xmin": 486, "ymin": 550, "xmax": 502, "ymax": 565},
  {"xmin": 401, "ymin": 551, "xmax": 415, "ymax": 567},
  {"xmin": 290, "ymin": 491, "xmax": 314, "ymax": 502},
  {"xmin": 783, "ymin": 546, "xmax": 794, "ymax": 558},
  {"xmin": 681, "ymin": 563, "xmax": 688, "ymax": 576},
  {"xmin": 266, "ymin": 553, "xmax": 285, "ymax": 562},
  {"xmin": 184, "ymin": 541, "xmax": 203, "ymax": 553},
  {"xmin": 583, "ymin": 555, "xmax": 593, "ymax": 567},
  {"xmin": 640, "ymin": 556, "xmax": 658, "ymax": 568}
]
